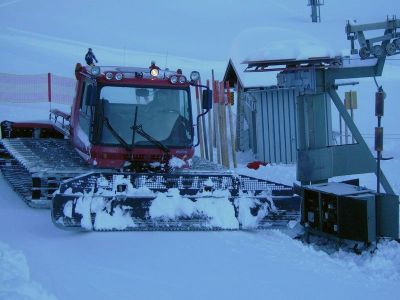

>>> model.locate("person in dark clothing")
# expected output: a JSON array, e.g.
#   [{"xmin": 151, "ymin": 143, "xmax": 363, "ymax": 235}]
[{"xmin": 85, "ymin": 48, "xmax": 98, "ymax": 66}]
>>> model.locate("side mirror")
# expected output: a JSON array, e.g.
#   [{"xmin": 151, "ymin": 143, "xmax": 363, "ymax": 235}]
[
  {"xmin": 202, "ymin": 89, "xmax": 213, "ymax": 110},
  {"xmin": 136, "ymin": 88, "xmax": 149, "ymax": 98}
]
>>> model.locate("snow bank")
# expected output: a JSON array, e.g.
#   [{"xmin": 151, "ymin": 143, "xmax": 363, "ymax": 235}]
[
  {"xmin": 332, "ymin": 239, "xmax": 400, "ymax": 281},
  {"xmin": 230, "ymin": 26, "xmax": 341, "ymax": 63},
  {"xmin": 0, "ymin": 242, "xmax": 57, "ymax": 300}
]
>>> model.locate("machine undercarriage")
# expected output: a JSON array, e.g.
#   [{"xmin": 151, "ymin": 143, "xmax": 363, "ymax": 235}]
[{"xmin": 0, "ymin": 137, "xmax": 300, "ymax": 231}]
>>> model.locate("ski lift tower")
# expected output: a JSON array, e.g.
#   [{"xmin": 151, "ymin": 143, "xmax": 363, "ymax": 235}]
[
  {"xmin": 242, "ymin": 18, "xmax": 400, "ymax": 242},
  {"xmin": 308, "ymin": 0, "xmax": 324, "ymax": 23}
]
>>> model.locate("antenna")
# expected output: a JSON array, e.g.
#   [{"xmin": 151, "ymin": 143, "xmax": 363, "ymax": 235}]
[
  {"xmin": 123, "ymin": 46, "xmax": 126, "ymax": 66},
  {"xmin": 308, "ymin": 0, "xmax": 324, "ymax": 23},
  {"xmin": 164, "ymin": 51, "xmax": 169, "ymax": 69}
]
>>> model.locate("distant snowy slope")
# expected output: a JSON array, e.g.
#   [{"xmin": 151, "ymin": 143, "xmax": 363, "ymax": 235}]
[
  {"xmin": 0, "ymin": 27, "xmax": 226, "ymax": 78},
  {"xmin": 1, "ymin": 0, "xmax": 399, "ymax": 77}
]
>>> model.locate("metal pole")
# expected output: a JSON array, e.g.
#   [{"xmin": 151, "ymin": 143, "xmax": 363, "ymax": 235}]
[
  {"xmin": 329, "ymin": 88, "xmax": 394, "ymax": 194},
  {"xmin": 199, "ymin": 79, "xmax": 209, "ymax": 160},
  {"xmin": 339, "ymin": 114, "xmax": 343, "ymax": 145},
  {"xmin": 195, "ymin": 84, "xmax": 205, "ymax": 159},
  {"xmin": 318, "ymin": 1, "xmax": 321, "ymax": 22},
  {"xmin": 351, "ymin": 107, "xmax": 355, "ymax": 143},
  {"xmin": 377, "ymin": 116, "xmax": 381, "ymax": 194},
  {"xmin": 375, "ymin": 87, "xmax": 385, "ymax": 194}
]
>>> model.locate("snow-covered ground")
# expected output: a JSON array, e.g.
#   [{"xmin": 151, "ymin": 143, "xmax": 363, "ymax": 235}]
[
  {"xmin": 1, "ymin": 0, "xmax": 400, "ymax": 299},
  {"xmin": 1, "ymin": 169, "xmax": 400, "ymax": 300}
]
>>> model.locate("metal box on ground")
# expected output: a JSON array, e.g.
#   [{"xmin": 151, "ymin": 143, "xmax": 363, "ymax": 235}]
[{"xmin": 300, "ymin": 182, "xmax": 399, "ymax": 243}]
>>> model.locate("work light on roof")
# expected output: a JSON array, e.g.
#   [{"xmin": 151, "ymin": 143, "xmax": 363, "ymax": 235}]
[
  {"xmin": 149, "ymin": 61, "xmax": 160, "ymax": 77},
  {"xmin": 190, "ymin": 71, "xmax": 200, "ymax": 82},
  {"xmin": 115, "ymin": 73, "xmax": 123, "ymax": 80},
  {"xmin": 90, "ymin": 66, "xmax": 101, "ymax": 76},
  {"xmin": 150, "ymin": 68, "xmax": 159, "ymax": 77},
  {"xmin": 105, "ymin": 72, "xmax": 113, "ymax": 80},
  {"xmin": 179, "ymin": 76, "xmax": 187, "ymax": 84},
  {"xmin": 170, "ymin": 75, "xmax": 178, "ymax": 84}
]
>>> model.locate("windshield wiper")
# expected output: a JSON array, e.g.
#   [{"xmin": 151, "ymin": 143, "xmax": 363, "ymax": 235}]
[
  {"xmin": 130, "ymin": 124, "xmax": 170, "ymax": 155},
  {"xmin": 102, "ymin": 104, "xmax": 169, "ymax": 156},
  {"xmin": 102, "ymin": 117, "xmax": 131, "ymax": 152}
]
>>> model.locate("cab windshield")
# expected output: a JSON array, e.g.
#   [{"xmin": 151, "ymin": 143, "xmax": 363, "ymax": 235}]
[{"xmin": 98, "ymin": 86, "xmax": 193, "ymax": 148}]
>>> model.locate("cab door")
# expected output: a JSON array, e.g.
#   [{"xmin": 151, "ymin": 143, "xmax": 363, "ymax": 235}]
[{"xmin": 72, "ymin": 78, "xmax": 97, "ymax": 155}]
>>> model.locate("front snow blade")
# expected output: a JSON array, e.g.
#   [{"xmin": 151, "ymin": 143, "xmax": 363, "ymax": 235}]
[{"xmin": 51, "ymin": 172, "xmax": 300, "ymax": 231}]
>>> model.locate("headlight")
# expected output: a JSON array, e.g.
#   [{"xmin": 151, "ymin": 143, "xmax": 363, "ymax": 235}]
[
  {"xmin": 179, "ymin": 76, "xmax": 187, "ymax": 84},
  {"xmin": 91, "ymin": 66, "xmax": 101, "ymax": 76},
  {"xmin": 150, "ymin": 68, "xmax": 159, "ymax": 77},
  {"xmin": 105, "ymin": 72, "xmax": 113, "ymax": 80},
  {"xmin": 170, "ymin": 75, "xmax": 178, "ymax": 84},
  {"xmin": 115, "ymin": 73, "xmax": 123, "ymax": 80},
  {"xmin": 190, "ymin": 71, "xmax": 200, "ymax": 82}
]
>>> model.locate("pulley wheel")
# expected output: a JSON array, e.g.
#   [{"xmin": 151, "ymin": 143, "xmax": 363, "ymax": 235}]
[
  {"xmin": 372, "ymin": 45, "xmax": 385, "ymax": 58},
  {"xmin": 359, "ymin": 46, "xmax": 370, "ymax": 59},
  {"xmin": 386, "ymin": 42, "xmax": 397, "ymax": 56}
]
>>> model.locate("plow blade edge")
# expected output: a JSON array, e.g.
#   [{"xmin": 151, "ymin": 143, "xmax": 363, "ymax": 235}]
[{"xmin": 51, "ymin": 172, "xmax": 300, "ymax": 231}]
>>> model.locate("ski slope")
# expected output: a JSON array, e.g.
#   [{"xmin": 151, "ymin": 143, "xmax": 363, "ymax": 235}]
[{"xmin": 1, "ymin": 0, "xmax": 400, "ymax": 299}]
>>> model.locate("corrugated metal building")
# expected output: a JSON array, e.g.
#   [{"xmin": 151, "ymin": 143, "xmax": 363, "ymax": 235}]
[{"xmin": 224, "ymin": 59, "xmax": 331, "ymax": 164}]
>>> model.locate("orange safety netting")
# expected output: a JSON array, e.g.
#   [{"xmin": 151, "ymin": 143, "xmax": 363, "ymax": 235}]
[{"xmin": 0, "ymin": 73, "xmax": 76, "ymax": 105}]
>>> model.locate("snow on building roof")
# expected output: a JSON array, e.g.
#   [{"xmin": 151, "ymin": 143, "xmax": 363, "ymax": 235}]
[
  {"xmin": 223, "ymin": 58, "xmax": 279, "ymax": 89},
  {"xmin": 225, "ymin": 26, "xmax": 342, "ymax": 89}
]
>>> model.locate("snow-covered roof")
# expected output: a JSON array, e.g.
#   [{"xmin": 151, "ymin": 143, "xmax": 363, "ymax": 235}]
[{"xmin": 223, "ymin": 58, "xmax": 279, "ymax": 89}]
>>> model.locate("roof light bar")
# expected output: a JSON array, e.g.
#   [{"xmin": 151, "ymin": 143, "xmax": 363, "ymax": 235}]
[
  {"xmin": 90, "ymin": 66, "xmax": 101, "ymax": 76},
  {"xmin": 150, "ymin": 68, "xmax": 159, "ymax": 77},
  {"xmin": 190, "ymin": 71, "xmax": 200, "ymax": 82},
  {"xmin": 179, "ymin": 76, "xmax": 187, "ymax": 84}
]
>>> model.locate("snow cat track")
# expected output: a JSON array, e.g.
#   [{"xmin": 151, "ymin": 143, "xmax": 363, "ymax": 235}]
[
  {"xmin": 0, "ymin": 138, "xmax": 104, "ymax": 208},
  {"xmin": 0, "ymin": 138, "xmax": 300, "ymax": 230}
]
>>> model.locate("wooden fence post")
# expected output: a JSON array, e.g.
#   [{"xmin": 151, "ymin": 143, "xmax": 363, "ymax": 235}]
[
  {"xmin": 207, "ymin": 79, "xmax": 213, "ymax": 162},
  {"xmin": 47, "ymin": 73, "xmax": 52, "ymax": 102},
  {"xmin": 212, "ymin": 71, "xmax": 221, "ymax": 165},
  {"xmin": 219, "ymin": 81, "xmax": 229, "ymax": 168},
  {"xmin": 226, "ymin": 81, "xmax": 237, "ymax": 168}
]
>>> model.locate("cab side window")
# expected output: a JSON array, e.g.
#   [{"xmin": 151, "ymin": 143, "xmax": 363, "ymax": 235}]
[{"xmin": 79, "ymin": 81, "xmax": 95, "ymax": 136}]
